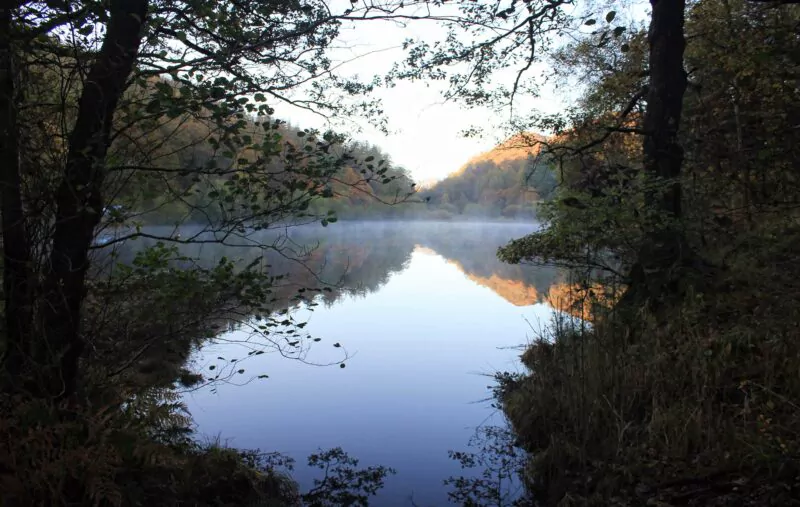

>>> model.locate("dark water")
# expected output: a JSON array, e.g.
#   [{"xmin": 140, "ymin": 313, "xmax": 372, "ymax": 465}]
[{"xmin": 174, "ymin": 222, "xmax": 561, "ymax": 506}]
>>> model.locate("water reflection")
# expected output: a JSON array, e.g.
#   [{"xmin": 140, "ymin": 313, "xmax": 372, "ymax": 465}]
[
  {"xmin": 109, "ymin": 222, "xmax": 564, "ymax": 506},
  {"xmin": 106, "ymin": 221, "xmax": 561, "ymax": 313}
]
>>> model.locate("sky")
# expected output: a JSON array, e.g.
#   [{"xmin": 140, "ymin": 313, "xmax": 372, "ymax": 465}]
[{"xmin": 269, "ymin": 0, "xmax": 650, "ymax": 183}]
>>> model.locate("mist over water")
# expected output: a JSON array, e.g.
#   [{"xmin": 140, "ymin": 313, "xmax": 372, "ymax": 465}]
[{"xmin": 164, "ymin": 221, "xmax": 560, "ymax": 506}]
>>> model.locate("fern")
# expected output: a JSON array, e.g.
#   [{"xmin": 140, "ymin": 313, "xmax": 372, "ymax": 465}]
[{"xmin": 123, "ymin": 387, "xmax": 193, "ymax": 446}]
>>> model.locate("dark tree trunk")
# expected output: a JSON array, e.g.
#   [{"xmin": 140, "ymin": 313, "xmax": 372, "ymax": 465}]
[
  {"xmin": 40, "ymin": 0, "xmax": 148, "ymax": 399},
  {"xmin": 0, "ymin": 2, "xmax": 34, "ymax": 388},
  {"xmin": 628, "ymin": 0, "xmax": 690, "ymax": 304},
  {"xmin": 643, "ymin": 0, "xmax": 687, "ymax": 218}
]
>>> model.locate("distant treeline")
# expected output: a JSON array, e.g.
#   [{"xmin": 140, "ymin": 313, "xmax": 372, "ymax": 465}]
[
  {"xmin": 419, "ymin": 142, "xmax": 558, "ymax": 220},
  {"xmin": 109, "ymin": 80, "xmax": 556, "ymax": 224},
  {"xmin": 105, "ymin": 79, "xmax": 417, "ymax": 225}
]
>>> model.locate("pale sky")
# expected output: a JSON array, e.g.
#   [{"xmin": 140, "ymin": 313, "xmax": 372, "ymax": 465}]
[{"xmin": 269, "ymin": 0, "xmax": 650, "ymax": 183}]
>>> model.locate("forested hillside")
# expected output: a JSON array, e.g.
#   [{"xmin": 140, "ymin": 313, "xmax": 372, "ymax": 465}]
[
  {"xmin": 103, "ymin": 77, "xmax": 417, "ymax": 224},
  {"xmin": 421, "ymin": 133, "xmax": 558, "ymax": 220},
  {"xmin": 108, "ymin": 80, "xmax": 557, "ymax": 225}
]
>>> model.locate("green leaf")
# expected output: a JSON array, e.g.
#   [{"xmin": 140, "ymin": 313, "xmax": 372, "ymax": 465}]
[
  {"xmin": 606, "ymin": 11, "xmax": 616, "ymax": 22},
  {"xmin": 613, "ymin": 26, "xmax": 626, "ymax": 37},
  {"xmin": 585, "ymin": 19, "xmax": 596, "ymax": 26}
]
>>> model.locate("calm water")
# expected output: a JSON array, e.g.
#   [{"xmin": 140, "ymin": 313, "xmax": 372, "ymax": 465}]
[{"xmin": 177, "ymin": 222, "xmax": 561, "ymax": 506}]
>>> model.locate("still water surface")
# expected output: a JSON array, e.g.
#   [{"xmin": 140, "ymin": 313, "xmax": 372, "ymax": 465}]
[{"xmin": 182, "ymin": 222, "xmax": 561, "ymax": 506}]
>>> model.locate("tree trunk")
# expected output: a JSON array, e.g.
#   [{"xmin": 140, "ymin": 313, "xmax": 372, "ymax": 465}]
[
  {"xmin": 643, "ymin": 0, "xmax": 687, "ymax": 218},
  {"xmin": 0, "ymin": 2, "xmax": 34, "ymax": 388},
  {"xmin": 628, "ymin": 0, "xmax": 690, "ymax": 304},
  {"xmin": 40, "ymin": 0, "xmax": 148, "ymax": 399}
]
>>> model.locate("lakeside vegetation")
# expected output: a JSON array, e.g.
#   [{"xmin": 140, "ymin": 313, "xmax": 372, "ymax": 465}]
[
  {"xmin": 1, "ymin": 0, "xmax": 799, "ymax": 506},
  {"xmin": 492, "ymin": 0, "xmax": 800, "ymax": 504},
  {"xmin": 0, "ymin": 1, "xmax": 412, "ymax": 504}
]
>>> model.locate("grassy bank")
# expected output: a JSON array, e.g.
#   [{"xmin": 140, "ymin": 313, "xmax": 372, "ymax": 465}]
[{"xmin": 499, "ymin": 231, "xmax": 800, "ymax": 505}]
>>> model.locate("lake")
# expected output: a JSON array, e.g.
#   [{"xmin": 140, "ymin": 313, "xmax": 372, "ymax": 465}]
[{"xmin": 176, "ymin": 222, "xmax": 563, "ymax": 506}]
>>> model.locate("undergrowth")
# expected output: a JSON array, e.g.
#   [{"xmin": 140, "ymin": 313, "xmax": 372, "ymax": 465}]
[
  {"xmin": 0, "ymin": 389, "xmax": 394, "ymax": 506},
  {"xmin": 499, "ymin": 229, "xmax": 800, "ymax": 505},
  {"xmin": 0, "ymin": 390, "xmax": 300, "ymax": 506}
]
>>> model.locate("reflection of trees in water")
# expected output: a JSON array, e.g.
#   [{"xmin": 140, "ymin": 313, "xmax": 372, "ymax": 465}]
[
  {"xmin": 544, "ymin": 281, "xmax": 623, "ymax": 322},
  {"xmin": 277, "ymin": 222, "xmax": 562, "ymax": 309},
  {"xmin": 272, "ymin": 222, "xmax": 563, "ymax": 309},
  {"xmin": 448, "ymin": 264, "xmax": 541, "ymax": 306},
  {"xmin": 92, "ymin": 222, "xmax": 563, "ymax": 387},
  {"xmin": 105, "ymin": 222, "xmax": 562, "ymax": 316},
  {"xmin": 411, "ymin": 223, "xmax": 561, "ymax": 305}
]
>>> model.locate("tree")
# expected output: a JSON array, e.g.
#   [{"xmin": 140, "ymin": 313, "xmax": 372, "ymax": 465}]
[
  {"xmin": 393, "ymin": 0, "xmax": 797, "ymax": 300},
  {"xmin": 488, "ymin": 0, "xmax": 800, "ymax": 503},
  {"xmin": 1, "ymin": 0, "xmax": 419, "ymax": 399},
  {"xmin": 390, "ymin": 1, "xmax": 800, "ymax": 504},
  {"xmin": 629, "ymin": 0, "xmax": 691, "ymax": 301},
  {"xmin": 0, "ymin": 1, "xmax": 424, "ymax": 503}
]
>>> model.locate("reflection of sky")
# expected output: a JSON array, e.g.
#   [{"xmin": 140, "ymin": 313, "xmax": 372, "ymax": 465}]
[{"xmin": 186, "ymin": 247, "xmax": 554, "ymax": 506}]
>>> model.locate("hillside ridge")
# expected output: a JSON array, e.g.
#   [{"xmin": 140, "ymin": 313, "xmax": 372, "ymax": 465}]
[
  {"xmin": 420, "ymin": 131, "xmax": 556, "ymax": 220},
  {"xmin": 451, "ymin": 132, "xmax": 549, "ymax": 178}
]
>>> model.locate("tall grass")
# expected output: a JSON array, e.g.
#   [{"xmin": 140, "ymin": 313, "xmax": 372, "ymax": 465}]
[{"xmin": 500, "ymin": 250, "xmax": 800, "ymax": 505}]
